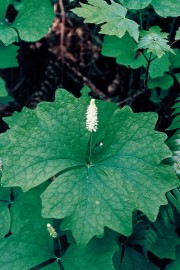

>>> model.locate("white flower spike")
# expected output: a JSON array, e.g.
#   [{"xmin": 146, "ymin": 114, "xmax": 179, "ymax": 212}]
[
  {"xmin": 47, "ymin": 223, "xmax": 58, "ymax": 238},
  {"xmin": 86, "ymin": 99, "xmax": 98, "ymax": 132}
]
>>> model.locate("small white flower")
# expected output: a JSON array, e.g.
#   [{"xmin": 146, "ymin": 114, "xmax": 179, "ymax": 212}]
[
  {"xmin": 47, "ymin": 223, "xmax": 58, "ymax": 238},
  {"xmin": 86, "ymin": 99, "xmax": 98, "ymax": 132}
]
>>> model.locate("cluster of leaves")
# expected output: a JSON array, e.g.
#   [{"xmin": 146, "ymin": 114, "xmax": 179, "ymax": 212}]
[
  {"xmin": 0, "ymin": 0, "xmax": 180, "ymax": 269},
  {"xmin": 73, "ymin": 0, "xmax": 180, "ymax": 104},
  {"xmin": 0, "ymin": 0, "xmax": 53, "ymax": 68}
]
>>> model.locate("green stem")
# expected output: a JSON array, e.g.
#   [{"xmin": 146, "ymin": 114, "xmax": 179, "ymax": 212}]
[
  {"xmin": 89, "ymin": 132, "xmax": 93, "ymax": 164},
  {"xmin": 57, "ymin": 237, "xmax": 64, "ymax": 270},
  {"xmin": 144, "ymin": 52, "xmax": 152, "ymax": 91}
]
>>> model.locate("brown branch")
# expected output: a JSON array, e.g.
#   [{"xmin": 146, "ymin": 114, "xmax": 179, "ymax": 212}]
[
  {"xmin": 117, "ymin": 88, "xmax": 146, "ymax": 106},
  {"xmin": 59, "ymin": 0, "xmax": 66, "ymax": 63},
  {"xmin": 65, "ymin": 62, "xmax": 106, "ymax": 98}
]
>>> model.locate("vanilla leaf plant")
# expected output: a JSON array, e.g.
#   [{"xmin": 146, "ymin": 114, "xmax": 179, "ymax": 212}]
[{"xmin": 0, "ymin": 87, "xmax": 179, "ymax": 247}]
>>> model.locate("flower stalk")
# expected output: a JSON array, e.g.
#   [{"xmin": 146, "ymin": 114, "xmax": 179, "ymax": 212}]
[{"xmin": 86, "ymin": 99, "xmax": 98, "ymax": 163}]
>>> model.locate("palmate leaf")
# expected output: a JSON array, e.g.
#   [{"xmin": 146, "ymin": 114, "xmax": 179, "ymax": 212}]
[
  {"xmin": 11, "ymin": 0, "xmax": 54, "ymax": 42},
  {"xmin": 72, "ymin": 0, "xmax": 139, "ymax": 42},
  {"xmin": 0, "ymin": 0, "xmax": 54, "ymax": 45},
  {"xmin": 102, "ymin": 34, "xmax": 146, "ymax": 69},
  {"xmin": 138, "ymin": 26, "xmax": 175, "ymax": 58},
  {"xmin": 0, "ymin": 87, "xmax": 179, "ymax": 245}
]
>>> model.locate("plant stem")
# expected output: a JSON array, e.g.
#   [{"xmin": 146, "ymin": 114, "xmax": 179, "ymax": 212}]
[
  {"xmin": 89, "ymin": 132, "xmax": 93, "ymax": 164},
  {"xmin": 144, "ymin": 52, "xmax": 152, "ymax": 91}
]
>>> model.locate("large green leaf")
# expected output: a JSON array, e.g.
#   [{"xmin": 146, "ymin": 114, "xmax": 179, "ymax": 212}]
[
  {"xmin": 0, "ymin": 42, "xmax": 18, "ymax": 68},
  {"xmin": 9, "ymin": 184, "xmax": 49, "ymax": 235},
  {"xmin": 151, "ymin": 0, "xmax": 180, "ymax": 18},
  {"xmin": 118, "ymin": 0, "xmax": 152, "ymax": 9},
  {"xmin": 0, "ymin": 236, "xmax": 56, "ymax": 270},
  {"xmin": 72, "ymin": 0, "xmax": 139, "ymax": 42},
  {"xmin": 62, "ymin": 237, "xmax": 118, "ymax": 270},
  {"xmin": 11, "ymin": 0, "xmax": 54, "ymax": 42},
  {"xmin": 102, "ymin": 34, "xmax": 146, "ymax": 69},
  {"xmin": 0, "ymin": 186, "xmax": 56, "ymax": 269},
  {"xmin": 138, "ymin": 26, "xmax": 174, "ymax": 58},
  {"xmin": 0, "ymin": 87, "xmax": 179, "ymax": 245}
]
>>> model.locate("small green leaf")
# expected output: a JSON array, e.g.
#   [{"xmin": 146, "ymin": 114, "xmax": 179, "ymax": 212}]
[
  {"xmin": 175, "ymin": 27, "xmax": 180, "ymax": 41},
  {"xmin": 149, "ymin": 89, "xmax": 169, "ymax": 104},
  {"xmin": 114, "ymin": 245, "xmax": 159, "ymax": 270},
  {"xmin": 11, "ymin": 0, "xmax": 54, "ymax": 42},
  {"xmin": 62, "ymin": 237, "xmax": 118, "ymax": 270},
  {"xmin": 0, "ymin": 25, "xmax": 18, "ymax": 46},
  {"xmin": 102, "ymin": 34, "xmax": 146, "ymax": 69},
  {"xmin": 166, "ymin": 245, "xmax": 180, "ymax": 270},
  {"xmin": 169, "ymin": 49, "xmax": 180, "ymax": 69},
  {"xmin": 148, "ymin": 74, "xmax": 174, "ymax": 90},
  {"xmin": 0, "ymin": 42, "xmax": 18, "ymax": 68},
  {"xmin": 149, "ymin": 223, "xmax": 180, "ymax": 259},
  {"xmin": 0, "ymin": 78, "xmax": 8, "ymax": 97},
  {"xmin": 138, "ymin": 26, "xmax": 174, "ymax": 58},
  {"xmin": 175, "ymin": 73, "xmax": 180, "ymax": 84},
  {"xmin": 151, "ymin": 0, "xmax": 180, "ymax": 18},
  {"xmin": 72, "ymin": 0, "xmax": 139, "ymax": 42},
  {"xmin": 118, "ymin": 0, "xmax": 152, "ymax": 9},
  {"xmin": 149, "ymin": 53, "xmax": 171, "ymax": 78},
  {"xmin": 0, "ymin": 77, "xmax": 14, "ymax": 105}
]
